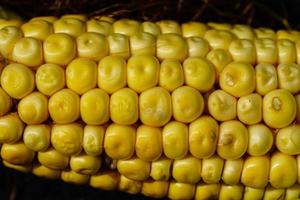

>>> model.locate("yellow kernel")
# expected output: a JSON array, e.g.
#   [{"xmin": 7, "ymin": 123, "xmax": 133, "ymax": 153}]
[
  {"xmin": 118, "ymin": 175, "xmax": 142, "ymax": 194},
  {"xmin": 1, "ymin": 63, "xmax": 35, "ymax": 99},
  {"xmin": 255, "ymin": 63, "xmax": 278, "ymax": 95},
  {"xmin": 53, "ymin": 18, "xmax": 85, "ymax": 37},
  {"xmin": 142, "ymin": 181, "xmax": 169, "ymax": 198},
  {"xmin": 220, "ymin": 62, "xmax": 255, "ymax": 97},
  {"xmin": 229, "ymin": 39, "xmax": 256, "ymax": 64},
  {"xmin": 255, "ymin": 27, "xmax": 276, "ymax": 39},
  {"xmin": 80, "ymin": 88, "xmax": 109, "ymax": 125},
  {"xmin": 1, "ymin": 142, "xmax": 35, "ymax": 165},
  {"xmin": 32, "ymin": 164, "xmax": 61, "ymax": 179},
  {"xmin": 255, "ymin": 38, "xmax": 278, "ymax": 64},
  {"xmin": 208, "ymin": 90, "xmax": 237, "ymax": 121},
  {"xmin": 117, "ymin": 157, "xmax": 150, "ymax": 181},
  {"xmin": 76, "ymin": 32, "xmax": 109, "ymax": 61},
  {"xmin": 157, "ymin": 33, "xmax": 188, "ymax": 61},
  {"xmin": 296, "ymin": 93, "xmax": 300, "ymax": 123},
  {"xmin": 263, "ymin": 89, "xmax": 296, "ymax": 128},
  {"xmin": 70, "ymin": 154, "xmax": 101, "ymax": 175},
  {"xmin": 277, "ymin": 30, "xmax": 300, "ymax": 42},
  {"xmin": 162, "ymin": 121, "xmax": 188, "ymax": 159},
  {"xmin": 159, "ymin": 59, "xmax": 184, "ymax": 92},
  {"xmin": 183, "ymin": 57, "xmax": 215, "ymax": 92},
  {"xmin": 296, "ymin": 40, "xmax": 300, "ymax": 64},
  {"xmin": 0, "ymin": 26, "xmax": 23, "ymax": 59},
  {"xmin": 181, "ymin": 22, "xmax": 208, "ymax": 37},
  {"xmin": 136, "ymin": 125, "xmax": 162, "ymax": 162},
  {"xmin": 142, "ymin": 21, "xmax": 161, "ymax": 37},
  {"xmin": 277, "ymin": 63, "xmax": 300, "ymax": 94},
  {"xmin": 150, "ymin": 157, "xmax": 172, "ymax": 181},
  {"xmin": 3, "ymin": 160, "xmax": 31, "ymax": 173},
  {"xmin": 30, "ymin": 16, "xmax": 58, "ymax": 23},
  {"xmin": 48, "ymin": 89, "xmax": 80, "ymax": 124},
  {"xmin": 113, "ymin": 19, "xmax": 141, "ymax": 36},
  {"xmin": 219, "ymin": 184, "xmax": 244, "ymax": 200},
  {"xmin": 36, "ymin": 63, "xmax": 65, "ymax": 96},
  {"xmin": 156, "ymin": 20, "xmax": 181, "ymax": 34},
  {"xmin": 168, "ymin": 181, "xmax": 195, "ymax": 200},
  {"xmin": 247, "ymin": 124, "xmax": 273, "ymax": 156},
  {"xmin": 0, "ymin": 19, "xmax": 22, "ymax": 29},
  {"xmin": 276, "ymin": 125, "xmax": 300, "ymax": 155},
  {"xmin": 98, "ymin": 55, "xmax": 126, "ymax": 94},
  {"xmin": 201, "ymin": 155, "xmax": 224, "ymax": 184},
  {"xmin": 0, "ymin": 113, "xmax": 24, "ymax": 143},
  {"xmin": 89, "ymin": 171, "xmax": 119, "ymax": 191},
  {"xmin": 186, "ymin": 37, "xmax": 210, "ymax": 57},
  {"xmin": 204, "ymin": 29, "xmax": 236, "ymax": 49},
  {"xmin": 243, "ymin": 187, "xmax": 265, "ymax": 200},
  {"xmin": 206, "ymin": 49, "xmax": 232, "ymax": 74},
  {"xmin": 130, "ymin": 32, "xmax": 156, "ymax": 56},
  {"xmin": 21, "ymin": 19, "xmax": 53, "ymax": 40},
  {"xmin": 231, "ymin": 24, "xmax": 255, "ymax": 40},
  {"xmin": 241, "ymin": 156, "xmax": 270, "ymax": 188},
  {"xmin": 127, "ymin": 55, "xmax": 159, "ymax": 93},
  {"xmin": 0, "ymin": 87, "xmax": 12, "ymax": 117},
  {"xmin": 218, "ymin": 120, "xmax": 248, "ymax": 160},
  {"xmin": 139, "ymin": 87, "xmax": 172, "ymax": 127},
  {"xmin": 83, "ymin": 125, "xmax": 104, "ymax": 156},
  {"xmin": 277, "ymin": 39, "xmax": 296, "ymax": 64},
  {"xmin": 222, "ymin": 159, "xmax": 244, "ymax": 185},
  {"xmin": 263, "ymin": 185, "xmax": 285, "ymax": 200},
  {"xmin": 270, "ymin": 152, "xmax": 297, "ymax": 188},
  {"xmin": 61, "ymin": 14, "xmax": 87, "ymax": 21},
  {"xmin": 172, "ymin": 155, "xmax": 202, "ymax": 184},
  {"xmin": 86, "ymin": 19, "xmax": 112, "ymax": 35},
  {"xmin": 104, "ymin": 124, "xmax": 136, "ymax": 160},
  {"xmin": 23, "ymin": 124, "xmax": 50, "ymax": 152},
  {"xmin": 38, "ymin": 148, "xmax": 69, "ymax": 170},
  {"xmin": 208, "ymin": 22, "xmax": 232, "ymax": 30},
  {"xmin": 195, "ymin": 183, "xmax": 220, "ymax": 200},
  {"xmin": 237, "ymin": 93, "xmax": 262, "ymax": 125},
  {"xmin": 285, "ymin": 184, "xmax": 300, "ymax": 200},
  {"xmin": 44, "ymin": 33, "xmax": 76, "ymax": 66},
  {"xmin": 96, "ymin": 16, "xmax": 115, "ymax": 23},
  {"xmin": 107, "ymin": 33, "xmax": 130, "ymax": 59},
  {"xmin": 61, "ymin": 170, "xmax": 89, "ymax": 185},
  {"xmin": 51, "ymin": 123, "xmax": 83, "ymax": 155}
]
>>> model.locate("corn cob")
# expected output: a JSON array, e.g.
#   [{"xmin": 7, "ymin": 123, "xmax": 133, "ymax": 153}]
[{"xmin": 0, "ymin": 15, "xmax": 299, "ymax": 200}]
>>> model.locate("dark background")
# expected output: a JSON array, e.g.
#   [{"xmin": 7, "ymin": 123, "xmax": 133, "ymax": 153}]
[{"xmin": 0, "ymin": 0, "xmax": 300, "ymax": 199}]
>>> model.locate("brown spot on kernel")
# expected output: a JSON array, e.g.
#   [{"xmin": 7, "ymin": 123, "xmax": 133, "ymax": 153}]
[{"xmin": 272, "ymin": 97, "xmax": 282, "ymax": 111}]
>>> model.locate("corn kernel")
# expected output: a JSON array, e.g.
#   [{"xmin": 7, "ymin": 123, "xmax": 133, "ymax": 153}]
[
  {"xmin": 255, "ymin": 63, "xmax": 278, "ymax": 95},
  {"xmin": 277, "ymin": 30, "xmax": 300, "ymax": 42},
  {"xmin": 159, "ymin": 60, "xmax": 184, "ymax": 91},
  {"xmin": 96, "ymin": 16, "xmax": 115, "ymax": 23},
  {"xmin": 117, "ymin": 157, "xmax": 150, "ymax": 181},
  {"xmin": 0, "ymin": 87, "xmax": 12, "ymax": 117},
  {"xmin": 142, "ymin": 181, "xmax": 169, "ymax": 198},
  {"xmin": 285, "ymin": 184, "xmax": 300, "ymax": 200},
  {"xmin": 104, "ymin": 124, "xmax": 135, "ymax": 160},
  {"xmin": 0, "ymin": 19, "xmax": 22, "ymax": 29},
  {"xmin": 86, "ymin": 19, "xmax": 112, "ymax": 36},
  {"xmin": 237, "ymin": 93, "xmax": 262, "ymax": 125},
  {"xmin": 229, "ymin": 39, "xmax": 256, "ymax": 64},
  {"xmin": 90, "ymin": 171, "xmax": 119, "ymax": 190},
  {"xmin": 44, "ymin": 33, "xmax": 76, "ymax": 66},
  {"xmin": 0, "ymin": 113, "xmax": 24, "ymax": 143},
  {"xmin": 270, "ymin": 152, "xmax": 297, "ymax": 188},
  {"xmin": 1, "ymin": 63, "xmax": 35, "ymax": 99},
  {"xmin": 204, "ymin": 29, "xmax": 236, "ymax": 49},
  {"xmin": 1, "ymin": 142, "xmax": 35, "ymax": 165},
  {"xmin": 30, "ymin": 16, "xmax": 57, "ymax": 23},
  {"xmin": 18, "ymin": 92, "xmax": 49, "ymax": 124},
  {"xmin": 98, "ymin": 55, "xmax": 126, "ymax": 94},
  {"xmin": 255, "ymin": 27, "xmax": 276, "ymax": 39},
  {"xmin": 187, "ymin": 37, "xmax": 210, "ymax": 57},
  {"xmin": 54, "ymin": 18, "xmax": 85, "ymax": 37},
  {"xmin": 168, "ymin": 181, "xmax": 195, "ymax": 200},
  {"xmin": 0, "ymin": 26, "xmax": 23, "ymax": 59},
  {"xmin": 172, "ymin": 155, "xmax": 202, "ymax": 184},
  {"xmin": 206, "ymin": 49, "xmax": 232, "ymax": 74},
  {"xmin": 208, "ymin": 22, "xmax": 232, "ymax": 30},
  {"xmin": 130, "ymin": 32, "xmax": 156, "ymax": 56},
  {"xmin": 208, "ymin": 90, "xmax": 237, "ymax": 121},
  {"xmin": 220, "ymin": 62, "xmax": 255, "ymax": 97},
  {"xmin": 38, "ymin": 148, "xmax": 69, "ymax": 170},
  {"xmin": 61, "ymin": 170, "xmax": 89, "ymax": 185},
  {"xmin": 263, "ymin": 89, "xmax": 296, "ymax": 128},
  {"xmin": 150, "ymin": 157, "xmax": 172, "ymax": 181},
  {"xmin": 277, "ymin": 63, "xmax": 300, "ymax": 94},
  {"xmin": 48, "ymin": 89, "xmax": 80, "ymax": 124},
  {"xmin": 222, "ymin": 159, "xmax": 244, "ymax": 185},
  {"xmin": 277, "ymin": 39, "xmax": 296, "ymax": 64},
  {"xmin": 181, "ymin": 22, "xmax": 208, "ymax": 37},
  {"xmin": 263, "ymin": 185, "xmax": 285, "ymax": 200},
  {"xmin": 219, "ymin": 184, "xmax": 244, "ymax": 200},
  {"xmin": 21, "ymin": 19, "xmax": 53, "ymax": 40},
  {"xmin": 157, "ymin": 20, "xmax": 181, "ymax": 34},
  {"xmin": 195, "ymin": 183, "xmax": 220, "ymax": 200},
  {"xmin": 61, "ymin": 14, "xmax": 87, "ymax": 21},
  {"xmin": 241, "ymin": 156, "xmax": 270, "ymax": 188},
  {"xmin": 51, "ymin": 123, "xmax": 83, "ymax": 155},
  {"xmin": 231, "ymin": 24, "xmax": 255, "ymax": 40},
  {"xmin": 107, "ymin": 33, "xmax": 130, "ymax": 59},
  {"xmin": 157, "ymin": 33, "xmax": 188, "ymax": 61},
  {"xmin": 32, "ymin": 164, "xmax": 61, "ymax": 179},
  {"xmin": 82, "ymin": 125, "xmax": 104, "ymax": 156},
  {"xmin": 23, "ymin": 124, "xmax": 50, "ymax": 151},
  {"xmin": 201, "ymin": 155, "xmax": 224, "ymax": 184},
  {"xmin": 136, "ymin": 125, "xmax": 162, "ymax": 161},
  {"xmin": 276, "ymin": 125, "xmax": 300, "ymax": 155},
  {"xmin": 80, "ymin": 88, "xmax": 109, "ymax": 125},
  {"xmin": 118, "ymin": 175, "xmax": 142, "ymax": 194},
  {"xmin": 296, "ymin": 40, "xmax": 300, "ymax": 64},
  {"xmin": 255, "ymin": 38, "xmax": 278, "ymax": 64},
  {"xmin": 297, "ymin": 155, "xmax": 300, "ymax": 184},
  {"xmin": 76, "ymin": 32, "xmax": 109, "ymax": 61},
  {"xmin": 70, "ymin": 154, "xmax": 101, "ymax": 175},
  {"xmin": 36, "ymin": 63, "xmax": 65, "ymax": 96},
  {"xmin": 296, "ymin": 93, "xmax": 300, "ymax": 123},
  {"xmin": 247, "ymin": 124, "xmax": 273, "ymax": 156},
  {"xmin": 139, "ymin": 87, "xmax": 172, "ymax": 127},
  {"xmin": 172, "ymin": 86, "xmax": 204, "ymax": 123},
  {"xmin": 142, "ymin": 21, "xmax": 161, "ymax": 37},
  {"xmin": 127, "ymin": 55, "xmax": 159, "ymax": 93},
  {"xmin": 113, "ymin": 19, "xmax": 141, "ymax": 36},
  {"xmin": 3, "ymin": 160, "xmax": 31, "ymax": 173},
  {"xmin": 183, "ymin": 57, "xmax": 215, "ymax": 92},
  {"xmin": 162, "ymin": 121, "xmax": 188, "ymax": 159},
  {"xmin": 189, "ymin": 116, "xmax": 219, "ymax": 159},
  {"xmin": 244, "ymin": 187, "xmax": 265, "ymax": 200}
]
